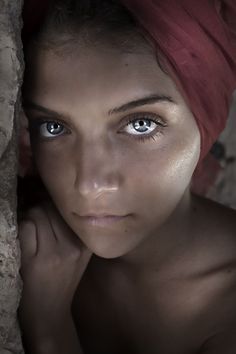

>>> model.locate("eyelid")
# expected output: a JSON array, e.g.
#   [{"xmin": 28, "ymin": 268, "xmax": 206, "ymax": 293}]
[
  {"xmin": 119, "ymin": 112, "xmax": 168, "ymax": 128},
  {"xmin": 27, "ymin": 114, "xmax": 71, "ymax": 128},
  {"xmin": 116, "ymin": 112, "xmax": 167, "ymax": 143},
  {"xmin": 27, "ymin": 111, "xmax": 168, "ymax": 137},
  {"xmin": 28, "ymin": 117, "xmax": 71, "ymax": 139}
]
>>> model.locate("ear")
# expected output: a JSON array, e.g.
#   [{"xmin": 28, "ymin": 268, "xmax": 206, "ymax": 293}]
[{"xmin": 18, "ymin": 109, "xmax": 35, "ymax": 177}]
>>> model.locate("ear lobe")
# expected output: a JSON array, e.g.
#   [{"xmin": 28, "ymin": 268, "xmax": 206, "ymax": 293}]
[{"xmin": 18, "ymin": 110, "xmax": 34, "ymax": 177}]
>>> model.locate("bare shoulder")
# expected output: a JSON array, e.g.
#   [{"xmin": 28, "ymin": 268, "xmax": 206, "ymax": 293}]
[
  {"xmin": 190, "ymin": 194, "xmax": 236, "ymax": 295},
  {"xmin": 192, "ymin": 193, "xmax": 236, "ymax": 232},
  {"xmin": 198, "ymin": 330, "xmax": 236, "ymax": 353},
  {"xmin": 190, "ymin": 194, "xmax": 236, "ymax": 265},
  {"xmin": 181, "ymin": 195, "xmax": 236, "ymax": 352}
]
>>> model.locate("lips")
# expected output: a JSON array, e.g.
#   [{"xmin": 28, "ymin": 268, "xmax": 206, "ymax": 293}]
[
  {"xmin": 78, "ymin": 213, "xmax": 125, "ymax": 218},
  {"xmin": 72, "ymin": 212, "xmax": 130, "ymax": 227}
]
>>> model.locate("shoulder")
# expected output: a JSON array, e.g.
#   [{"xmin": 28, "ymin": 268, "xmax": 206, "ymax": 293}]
[
  {"xmin": 190, "ymin": 194, "xmax": 236, "ymax": 266},
  {"xmin": 192, "ymin": 194, "xmax": 236, "ymax": 231},
  {"xmin": 185, "ymin": 198, "xmax": 236, "ymax": 354},
  {"xmin": 189, "ymin": 194, "xmax": 236, "ymax": 307},
  {"xmin": 198, "ymin": 330, "xmax": 236, "ymax": 353},
  {"xmin": 196, "ymin": 198, "xmax": 236, "ymax": 353},
  {"xmin": 170, "ymin": 195, "xmax": 236, "ymax": 352}
]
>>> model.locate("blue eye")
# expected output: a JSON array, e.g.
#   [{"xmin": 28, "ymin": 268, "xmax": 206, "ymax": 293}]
[
  {"xmin": 119, "ymin": 113, "xmax": 167, "ymax": 142},
  {"xmin": 39, "ymin": 121, "xmax": 65, "ymax": 138},
  {"xmin": 125, "ymin": 118, "xmax": 157, "ymax": 135},
  {"xmin": 123, "ymin": 113, "xmax": 166, "ymax": 137}
]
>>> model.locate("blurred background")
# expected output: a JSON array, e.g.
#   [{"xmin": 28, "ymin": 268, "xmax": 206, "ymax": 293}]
[{"xmin": 208, "ymin": 91, "xmax": 236, "ymax": 209}]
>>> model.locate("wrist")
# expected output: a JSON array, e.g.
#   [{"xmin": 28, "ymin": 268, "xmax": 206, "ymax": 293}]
[
  {"xmin": 21, "ymin": 314, "xmax": 83, "ymax": 354},
  {"xmin": 21, "ymin": 311, "xmax": 71, "ymax": 340},
  {"xmin": 19, "ymin": 299, "xmax": 72, "ymax": 333}
]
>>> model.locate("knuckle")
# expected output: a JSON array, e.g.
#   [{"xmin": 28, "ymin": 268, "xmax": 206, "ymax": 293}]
[
  {"xmin": 27, "ymin": 205, "xmax": 44, "ymax": 217},
  {"xmin": 49, "ymin": 253, "xmax": 62, "ymax": 267},
  {"xmin": 59, "ymin": 244, "xmax": 81, "ymax": 263},
  {"xmin": 68, "ymin": 248, "xmax": 81, "ymax": 262}
]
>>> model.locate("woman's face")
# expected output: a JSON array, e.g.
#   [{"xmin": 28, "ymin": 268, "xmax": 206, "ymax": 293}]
[{"xmin": 23, "ymin": 41, "xmax": 200, "ymax": 258}]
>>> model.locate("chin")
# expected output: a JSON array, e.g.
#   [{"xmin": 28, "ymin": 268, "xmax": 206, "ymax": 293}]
[
  {"xmin": 87, "ymin": 242, "xmax": 132, "ymax": 259},
  {"xmin": 66, "ymin": 215, "xmax": 143, "ymax": 259},
  {"xmin": 80, "ymin": 233, "xmax": 139, "ymax": 259}
]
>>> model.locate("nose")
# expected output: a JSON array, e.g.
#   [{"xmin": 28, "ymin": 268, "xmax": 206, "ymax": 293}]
[{"xmin": 73, "ymin": 141, "xmax": 123, "ymax": 200}]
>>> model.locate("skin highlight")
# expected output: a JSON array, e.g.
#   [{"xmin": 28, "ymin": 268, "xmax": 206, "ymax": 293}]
[
  {"xmin": 23, "ymin": 42, "xmax": 200, "ymax": 262},
  {"xmin": 19, "ymin": 34, "xmax": 236, "ymax": 354}
]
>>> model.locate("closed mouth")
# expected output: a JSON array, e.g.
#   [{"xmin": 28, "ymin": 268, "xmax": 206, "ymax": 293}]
[{"xmin": 73, "ymin": 213, "xmax": 130, "ymax": 226}]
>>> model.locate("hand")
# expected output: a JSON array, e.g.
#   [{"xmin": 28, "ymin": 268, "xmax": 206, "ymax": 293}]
[{"xmin": 18, "ymin": 200, "xmax": 92, "ymax": 339}]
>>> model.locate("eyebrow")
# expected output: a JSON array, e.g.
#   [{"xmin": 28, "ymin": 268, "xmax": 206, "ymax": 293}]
[
  {"xmin": 23, "ymin": 93, "xmax": 176, "ymax": 118},
  {"xmin": 108, "ymin": 94, "xmax": 176, "ymax": 115},
  {"xmin": 23, "ymin": 100, "xmax": 69, "ymax": 120}
]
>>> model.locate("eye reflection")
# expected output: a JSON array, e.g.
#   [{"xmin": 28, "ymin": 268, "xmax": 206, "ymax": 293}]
[
  {"xmin": 29, "ymin": 113, "xmax": 164, "ymax": 141},
  {"xmin": 134, "ymin": 119, "xmax": 152, "ymax": 132},
  {"xmin": 40, "ymin": 122, "xmax": 65, "ymax": 137},
  {"xmin": 125, "ymin": 118, "xmax": 158, "ymax": 135}
]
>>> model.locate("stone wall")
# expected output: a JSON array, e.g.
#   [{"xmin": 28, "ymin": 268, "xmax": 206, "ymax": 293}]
[{"xmin": 0, "ymin": 0, "xmax": 24, "ymax": 353}]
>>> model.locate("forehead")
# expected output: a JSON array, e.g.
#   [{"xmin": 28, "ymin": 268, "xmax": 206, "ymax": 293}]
[{"xmin": 24, "ymin": 42, "xmax": 184, "ymax": 107}]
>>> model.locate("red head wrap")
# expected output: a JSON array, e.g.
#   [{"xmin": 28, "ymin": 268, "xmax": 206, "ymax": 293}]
[
  {"xmin": 120, "ymin": 0, "xmax": 236, "ymax": 160},
  {"xmin": 20, "ymin": 0, "xmax": 236, "ymax": 194}
]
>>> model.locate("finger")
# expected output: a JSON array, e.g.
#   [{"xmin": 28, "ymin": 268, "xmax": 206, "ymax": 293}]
[
  {"xmin": 26, "ymin": 206, "xmax": 57, "ymax": 254},
  {"xmin": 42, "ymin": 201, "xmax": 93, "ymax": 276},
  {"xmin": 18, "ymin": 220, "xmax": 37, "ymax": 261},
  {"xmin": 42, "ymin": 200, "xmax": 80, "ymax": 247}
]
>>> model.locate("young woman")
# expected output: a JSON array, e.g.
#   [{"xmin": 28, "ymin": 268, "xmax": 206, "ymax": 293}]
[{"xmin": 19, "ymin": 0, "xmax": 236, "ymax": 353}]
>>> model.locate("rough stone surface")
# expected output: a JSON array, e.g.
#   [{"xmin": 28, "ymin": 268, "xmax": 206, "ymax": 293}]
[{"xmin": 0, "ymin": 0, "xmax": 24, "ymax": 353}]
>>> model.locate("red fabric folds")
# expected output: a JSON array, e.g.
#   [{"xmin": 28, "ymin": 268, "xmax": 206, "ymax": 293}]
[
  {"xmin": 120, "ymin": 0, "xmax": 236, "ymax": 160},
  {"xmin": 21, "ymin": 1, "xmax": 236, "ymax": 152},
  {"xmin": 20, "ymin": 0, "xmax": 236, "ymax": 194}
]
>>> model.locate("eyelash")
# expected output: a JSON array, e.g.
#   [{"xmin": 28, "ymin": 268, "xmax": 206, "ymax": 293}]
[
  {"xmin": 28, "ymin": 113, "xmax": 167, "ymax": 142},
  {"xmin": 122, "ymin": 113, "xmax": 166, "ymax": 142},
  {"xmin": 28, "ymin": 118, "xmax": 70, "ymax": 139}
]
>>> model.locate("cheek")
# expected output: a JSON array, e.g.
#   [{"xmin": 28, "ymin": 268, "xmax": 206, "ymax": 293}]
[
  {"xmin": 33, "ymin": 123, "xmax": 200, "ymax": 211},
  {"xmin": 123, "ymin": 130, "xmax": 200, "ymax": 206},
  {"xmin": 33, "ymin": 144, "xmax": 75, "ymax": 203}
]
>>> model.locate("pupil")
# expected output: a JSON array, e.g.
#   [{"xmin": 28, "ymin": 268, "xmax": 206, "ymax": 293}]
[
  {"xmin": 133, "ymin": 119, "xmax": 151, "ymax": 133},
  {"xmin": 48, "ymin": 123, "xmax": 61, "ymax": 134}
]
